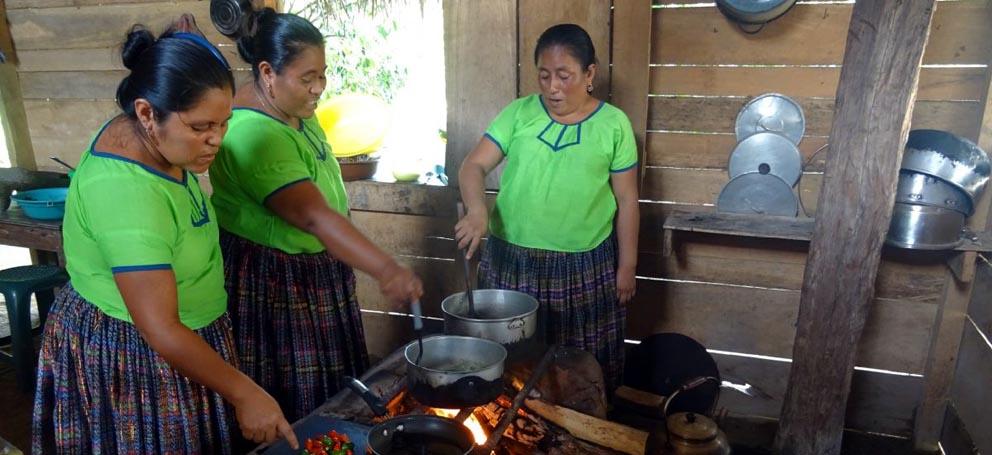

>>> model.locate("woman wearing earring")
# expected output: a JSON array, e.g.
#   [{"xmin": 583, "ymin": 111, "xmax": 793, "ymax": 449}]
[
  {"xmin": 32, "ymin": 17, "xmax": 297, "ymax": 454},
  {"xmin": 208, "ymin": 7, "xmax": 423, "ymax": 422},
  {"xmin": 455, "ymin": 23, "xmax": 640, "ymax": 393}
]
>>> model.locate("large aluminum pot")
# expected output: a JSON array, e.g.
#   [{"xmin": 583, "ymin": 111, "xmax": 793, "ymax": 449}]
[
  {"xmin": 896, "ymin": 171, "xmax": 973, "ymax": 216},
  {"xmin": 886, "ymin": 202, "xmax": 965, "ymax": 250},
  {"xmin": 442, "ymin": 289, "xmax": 539, "ymax": 348},
  {"xmin": 901, "ymin": 129, "xmax": 990, "ymax": 207},
  {"xmin": 404, "ymin": 335, "xmax": 506, "ymax": 409}
]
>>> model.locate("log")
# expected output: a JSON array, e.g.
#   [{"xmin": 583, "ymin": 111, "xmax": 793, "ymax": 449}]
[
  {"xmin": 524, "ymin": 398, "xmax": 648, "ymax": 455},
  {"xmin": 613, "ymin": 385, "xmax": 666, "ymax": 418},
  {"xmin": 774, "ymin": 1, "xmax": 936, "ymax": 454}
]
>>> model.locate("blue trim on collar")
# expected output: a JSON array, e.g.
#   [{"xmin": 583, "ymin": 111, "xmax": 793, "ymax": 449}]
[
  {"xmin": 538, "ymin": 95, "xmax": 605, "ymax": 126},
  {"xmin": 112, "ymin": 264, "xmax": 172, "ymax": 274},
  {"xmin": 610, "ymin": 162, "xmax": 639, "ymax": 173},
  {"xmin": 89, "ymin": 151, "xmax": 188, "ymax": 186}
]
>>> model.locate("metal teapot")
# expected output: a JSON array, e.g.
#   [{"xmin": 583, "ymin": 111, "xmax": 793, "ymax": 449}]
[{"xmin": 663, "ymin": 411, "xmax": 731, "ymax": 455}]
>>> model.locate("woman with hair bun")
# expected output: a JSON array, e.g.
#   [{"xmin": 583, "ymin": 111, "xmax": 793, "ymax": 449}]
[
  {"xmin": 209, "ymin": 7, "xmax": 423, "ymax": 421},
  {"xmin": 32, "ymin": 15, "xmax": 297, "ymax": 453}
]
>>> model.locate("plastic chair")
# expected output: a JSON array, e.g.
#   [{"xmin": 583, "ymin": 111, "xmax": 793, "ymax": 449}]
[{"xmin": 0, "ymin": 265, "xmax": 68, "ymax": 391}]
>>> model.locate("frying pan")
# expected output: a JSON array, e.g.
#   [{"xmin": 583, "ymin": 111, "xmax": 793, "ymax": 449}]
[{"xmin": 345, "ymin": 377, "xmax": 476, "ymax": 455}]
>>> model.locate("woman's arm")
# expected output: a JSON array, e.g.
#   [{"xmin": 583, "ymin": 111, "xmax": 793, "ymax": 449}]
[
  {"xmin": 115, "ymin": 270, "xmax": 298, "ymax": 449},
  {"xmin": 610, "ymin": 167, "xmax": 639, "ymax": 304},
  {"xmin": 455, "ymin": 137, "xmax": 505, "ymax": 259},
  {"xmin": 265, "ymin": 183, "xmax": 423, "ymax": 305}
]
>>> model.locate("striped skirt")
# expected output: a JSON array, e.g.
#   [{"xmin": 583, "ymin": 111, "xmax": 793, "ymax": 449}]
[
  {"xmin": 220, "ymin": 230, "xmax": 369, "ymax": 422},
  {"xmin": 32, "ymin": 284, "xmax": 237, "ymax": 455},
  {"xmin": 478, "ymin": 234, "xmax": 626, "ymax": 391}
]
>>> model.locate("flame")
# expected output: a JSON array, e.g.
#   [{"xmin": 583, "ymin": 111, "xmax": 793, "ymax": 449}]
[{"xmin": 431, "ymin": 408, "xmax": 488, "ymax": 446}]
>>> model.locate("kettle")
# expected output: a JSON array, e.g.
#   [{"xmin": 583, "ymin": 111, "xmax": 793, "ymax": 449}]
[{"xmin": 663, "ymin": 411, "xmax": 731, "ymax": 455}]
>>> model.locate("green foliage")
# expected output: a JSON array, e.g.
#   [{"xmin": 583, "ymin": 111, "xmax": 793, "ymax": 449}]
[{"xmin": 293, "ymin": 1, "xmax": 408, "ymax": 104}]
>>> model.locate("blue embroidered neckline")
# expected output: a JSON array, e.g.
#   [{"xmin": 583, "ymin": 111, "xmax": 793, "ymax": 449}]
[{"xmin": 536, "ymin": 96, "xmax": 605, "ymax": 152}]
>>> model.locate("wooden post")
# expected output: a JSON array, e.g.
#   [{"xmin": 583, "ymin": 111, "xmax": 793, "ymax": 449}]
[
  {"xmin": 610, "ymin": 0, "xmax": 651, "ymax": 187},
  {"xmin": 913, "ymin": 3, "xmax": 992, "ymax": 449},
  {"xmin": 773, "ymin": 2, "xmax": 935, "ymax": 454}
]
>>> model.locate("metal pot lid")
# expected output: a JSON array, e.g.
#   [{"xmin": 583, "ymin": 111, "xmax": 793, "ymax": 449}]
[
  {"xmin": 717, "ymin": 172, "xmax": 799, "ymax": 217},
  {"xmin": 728, "ymin": 132, "xmax": 802, "ymax": 186},
  {"xmin": 735, "ymin": 93, "xmax": 805, "ymax": 145}
]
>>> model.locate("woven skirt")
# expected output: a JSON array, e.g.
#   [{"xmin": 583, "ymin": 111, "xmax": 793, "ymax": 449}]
[
  {"xmin": 220, "ymin": 230, "xmax": 369, "ymax": 422},
  {"xmin": 478, "ymin": 234, "xmax": 625, "ymax": 391},
  {"xmin": 32, "ymin": 284, "xmax": 237, "ymax": 454}
]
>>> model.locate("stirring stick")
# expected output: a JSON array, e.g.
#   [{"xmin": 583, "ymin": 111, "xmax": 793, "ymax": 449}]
[
  {"xmin": 411, "ymin": 299, "xmax": 424, "ymax": 365},
  {"xmin": 456, "ymin": 202, "xmax": 478, "ymax": 318}
]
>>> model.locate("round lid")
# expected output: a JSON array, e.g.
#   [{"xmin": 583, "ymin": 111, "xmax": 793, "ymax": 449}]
[
  {"xmin": 717, "ymin": 172, "xmax": 799, "ymax": 217},
  {"xmin": 728, "ymin": 132, "xmax": 802, "ymax": 186},
  {"xmin": 736, "ymin": 93, "xmax": 805, "ymax": 145},
  {"xmin": 667, "ymin": 412, "xmax": 719, "ymax": 442}
]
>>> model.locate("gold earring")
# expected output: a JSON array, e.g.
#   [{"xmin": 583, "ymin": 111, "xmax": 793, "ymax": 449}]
[
  {"xmin": 267, "ymin": 82, "xmax": 274, "ymax": 98},
  {"xmin": 587, "ymin": 84, "xmax": 593, "ymax": 93}
]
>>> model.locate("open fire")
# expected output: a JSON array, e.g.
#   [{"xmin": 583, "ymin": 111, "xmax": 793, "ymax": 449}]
[{"xmin": 430, "ymin": 408, "xmax": 488, "ymax": 446}]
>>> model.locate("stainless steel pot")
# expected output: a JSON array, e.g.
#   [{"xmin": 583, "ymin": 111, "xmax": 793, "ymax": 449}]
[
  {"xmin": 886, "ymin": 202, "xmax": 965, "ymax": 250},
  {"xmin": 901, "ymin": 129, "xmax": 990, "ymax": 207},
  {"xmin": 441, "ymin": 289, "xmax": 539, "ymax": 348},
  {"xmin": 404, "ymin": 335, "xmax": 506, "ymax": 409},
  {"xmin": 896, "ymin": 171, "xmax": 973, "ymax": 216}
]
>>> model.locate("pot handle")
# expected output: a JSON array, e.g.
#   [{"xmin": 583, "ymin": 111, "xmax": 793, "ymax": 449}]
[
  {"xmin": 507, "ymin": 318, "xmax": 526, "ymax": 330},
  {"xmin": 344, "ymin": 376, "xmax": 390, "ymax": 418}
]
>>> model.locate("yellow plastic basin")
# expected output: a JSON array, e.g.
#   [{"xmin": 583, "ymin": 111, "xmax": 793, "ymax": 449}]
[{"xmin": 315, "ymin": 94, "xmax": 390, "ymax": 158}]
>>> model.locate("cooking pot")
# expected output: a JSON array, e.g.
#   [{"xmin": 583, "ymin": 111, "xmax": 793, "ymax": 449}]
[
  {"xmin": 716, "ymin": 0, "xmax": 797, "ymax": 27},
  {"xmin": 441, "ymin": 289, "xmax": 539, "ymax": 353},
  {"xmin": 901, "ymin": 129, "xmax": 990, "ymax": 207},
  {"xmin": 345, "ymin": 377, "xmax": 476, "ymax": 455},
  {"xmin": 405, "ymin": 335, "xmax": 507, "ymax": 409},
  {"xmin": 886, "ymin": 202, "xmax": 965, "ymax": 250},
  {"xmin": 896, "ymin": 171, "xmax": 973, "ymax": 216}
]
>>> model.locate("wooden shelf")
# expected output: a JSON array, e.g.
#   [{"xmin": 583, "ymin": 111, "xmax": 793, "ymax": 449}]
[{"xmin": 662, "ymin": 210, "xmax": 992, "ymax": 282}]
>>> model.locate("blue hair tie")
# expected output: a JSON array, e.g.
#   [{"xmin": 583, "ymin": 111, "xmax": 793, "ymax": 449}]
[{"xmin": 171, "ymin": 32, "xmax": 230, "ymax": 70}]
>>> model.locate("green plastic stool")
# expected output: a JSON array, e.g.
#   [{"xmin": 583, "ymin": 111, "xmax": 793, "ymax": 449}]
[{"xmin": 0, "ymin": 265, "xmax": 68, "ymax": 391}]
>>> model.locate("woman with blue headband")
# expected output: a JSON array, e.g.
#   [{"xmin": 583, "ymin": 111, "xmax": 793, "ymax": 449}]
[{"xmin": 31, "ymin": 16, "xmax": 297, "ymax": 453}]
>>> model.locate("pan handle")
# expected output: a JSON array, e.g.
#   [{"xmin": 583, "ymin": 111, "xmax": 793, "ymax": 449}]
[{"xmin": 343, "ymin": 376, "xmax": 390, "ymax": 418}]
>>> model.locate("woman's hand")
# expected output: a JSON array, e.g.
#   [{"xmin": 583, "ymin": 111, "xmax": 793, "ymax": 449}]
[
  {"xmin": 232, "ymin": 384, "xmax": 299, "ymax": 449},
  {"xmin": 455, "ymin": 208, "xmax": 488, "ymax": 259},
  {"xmin": 377, "ymin": 261, "xmax": 424, "ymax": 308},
  {"xmin": 617, "ymin": 265, "xmax": 636, "ymax": 305}
]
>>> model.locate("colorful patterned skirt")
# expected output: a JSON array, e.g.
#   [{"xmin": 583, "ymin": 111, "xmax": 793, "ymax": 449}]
[
  {"xmin": 478, "ymin": 234, "xmax": 625, "ymax": 391},
  {"xmin": 220, "ymin": 230, "xmax": 369, "ymax": 422},
  {"xmin": 32, "ymin": 284, "xmax": 237, "ymax": 454}
]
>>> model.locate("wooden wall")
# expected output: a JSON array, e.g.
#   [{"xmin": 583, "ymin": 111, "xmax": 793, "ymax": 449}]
[
  {"xmin": 5, "ymin": 0, "xmax": 263, "ymax": 171},
  {"xmin": 5, "ymin": 0, "xmax": 992, "ymax": 446}
]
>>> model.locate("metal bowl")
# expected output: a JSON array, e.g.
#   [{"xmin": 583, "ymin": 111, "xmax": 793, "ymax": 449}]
[
  {"xmin": 896, "ymin": 171, "xmax": 973, "ymax": 216},
  {"xmin": 735, "ymin": 93, "xmax": 805, "ymax": 145},
  {"xmin": 716, "ymin": 0, "xmax": 797, "ymax": 25},
  {"xmin": 717, "ymin": 172, "xmax": 799, "ymax": 217},
  {"xmin": 728, "ymin": 131, "xmax": 802, "ymax": 186},
  {"xmin": 901, "ymin": 130, "xmax": 990, "ymax": 206},
  {"xmin": 886, "ymin": 203, "xmax": 965, "ymax": 250}
]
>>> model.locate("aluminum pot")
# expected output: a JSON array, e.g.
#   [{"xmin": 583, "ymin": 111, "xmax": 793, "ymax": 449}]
[
  {"xmin": 886, "ymin": 202, "xmax": 965, "ymax": 250},
  {"xmin": 442, "ymin": 289, "xmax": 539, "ymax": 348},
  {"xmin": 405, "ymin": 335, "xmax": 506, "ymax": 409},
  {"xmin": 901, "ymin": 129, "xmax": 990, "ymax": 207},
  {"xmin": 896, "ymin": 171, "xmax": 973, "ymax": 216}
]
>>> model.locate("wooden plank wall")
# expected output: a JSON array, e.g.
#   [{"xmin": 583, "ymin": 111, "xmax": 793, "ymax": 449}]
[
  {"xmin": 945, "ymin": 260, "xmax": 992, "ymax": 453},
  {"xmin": 6, "ymin": 0, "xmax": 257, "ymax": 171}
]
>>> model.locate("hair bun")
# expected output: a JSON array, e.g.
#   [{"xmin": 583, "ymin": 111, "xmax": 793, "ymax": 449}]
[
  {"xmin": 210, "ymin": 0, "xmax": 253, "ymax": 39},
  {"xmin": 120, "ymin": 25, "xmax": 156, "ymax": 70}
]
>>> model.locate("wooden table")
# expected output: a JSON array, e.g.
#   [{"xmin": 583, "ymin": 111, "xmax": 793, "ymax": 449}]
[{"xmin": 0, "ymin": 207, "xmax": 64, "ymax": 265}]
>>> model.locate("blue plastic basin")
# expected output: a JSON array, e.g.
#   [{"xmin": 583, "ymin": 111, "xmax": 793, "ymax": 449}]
[{"xmin": 11, "ymin": 187, "xmax": 68, "ymax": 220}]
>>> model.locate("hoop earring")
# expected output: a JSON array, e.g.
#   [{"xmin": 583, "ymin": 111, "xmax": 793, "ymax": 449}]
[{"xmin": 587, "ymin": 84, "xmax": 593, "ymax": 93}]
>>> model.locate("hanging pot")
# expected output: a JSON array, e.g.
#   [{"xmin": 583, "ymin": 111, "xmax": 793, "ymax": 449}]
[
  {"xmin": 716, "ymin": 0, "xmax": 798, "ymax": 33},
  {"xmin": 442, "ymin": 289, "xmax": 540, "ymax": 352},
  {"xmin": 901, "ymin": 129, "xmax": 990, "ymax": 209}
]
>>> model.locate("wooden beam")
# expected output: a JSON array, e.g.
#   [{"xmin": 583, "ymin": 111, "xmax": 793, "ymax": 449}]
[
  {"xmin": 610, "ymin": 0, "xmax": 651, "ymax": 188},
  {"xmin": 0, "ymin": 63, "xmax": 34, "ymax": 168},
  {"xmin": 773, "ymin": 2, "xmax": 935, "ymax": 454},
  {"xmin": 442, "ymin": 0, "xmax": 516, "ymax": 189}
]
